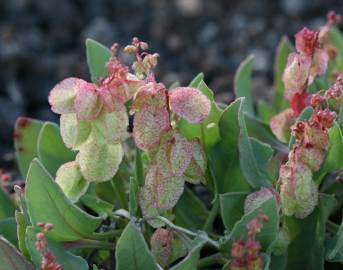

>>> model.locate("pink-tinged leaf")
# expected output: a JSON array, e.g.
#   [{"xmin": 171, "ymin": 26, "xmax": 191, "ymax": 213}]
[
  {"xmin": 133, "ymin": 106, "xmax": 170, "ymax": 151},
  {"xmin": 169, "ymin": 87, "xmax": 211, "ymax": 123},
  {"xmin": 93, "ymin": 108, "xmax": 129, "ymax": 144},
  {"xmin": 184, "ymin": 139, "xmax": 207, "ymax": 184},
  {"xmin": 60, "ymin": 113, "xmax": 91, "ymax": 150},
  {"xmin": 139, "ymin": 164, "xmax": 185, "ymax": 211},
  {"xmin": 55, "ymin": 161, "xmax": 89, "ymax": 203},
  {"xmin": 292, "ymin": 145, "xmax": 325, "ymax": 172},
  {"xmin": 131, "ymin": 82, "xmax": 167, "ymax": 112},
  {"xmin": 156, "ymin": 133, "xmax": 193, "ymax": 177},
  {"xmin": 74, "ymin": 83, "xmax": 103, "ymax": 121},
  {"xmin": 309, "ymin": 48, "xmax": 329, "ymax": 84},
  {"xmin": 270, "ymin": 108, "xmax": 295, "ymax": 143},
  {"xmin": 49, "ymin": 77, "xmax": 86, "ymax": 114},
  {"xmin": 78, "ymin": 139, "xmax": 123, "ymax": 182},
  {"xmin": 244, "ymin": 188, "xmax": 279, "ymax": 214},
  {"xmin": 282, "ymin": 53, "xmax": 311, "ymax": 100}
]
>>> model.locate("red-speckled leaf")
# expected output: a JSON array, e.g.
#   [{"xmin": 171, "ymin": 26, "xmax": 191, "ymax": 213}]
[
  {"xmin": 184, "ymin": 139, "xmax": 207, "ymax": 184},
  {"xmin": 49, "ymin": 78, "xmax": 86, "ymax": 114},
  {"xmin": 60, "ymin": 113, "xmax": 91, "ymax": 150},
  {"xmin": 14, "ymin": 117, "xmax": 44, "ymax": 179},
  {"xmin": 78, "ymin": 139, "xmax": 123, "ymax": 182},
  {"xmin": 74, "ymin": 83, "xmax": 102, "ymax": 121},
  {"xmin": 131, "ymin": 82, "xmax": 167, "ymax": 112},
  {"xmin": 169, "ymin": 87, "xmax": 211, "ymax": 123},
  {"xmin": 92, "ymin": 108, "xmax": 129, "ymax": 144},
  {"xmin": 133, "ymin": 106, "xmax": 170, "ymax": 151},
  {"xmin": 156, "ymin": 133, "xmax": 193, "ymax": 177}
]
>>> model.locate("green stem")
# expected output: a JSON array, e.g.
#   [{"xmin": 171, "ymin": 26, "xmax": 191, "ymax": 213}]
[
  {"xmin": 327, "ymin": 220, "xmax": 339, "ymax": 233},
  {"xmin": 135, "ymin": 147, "xmax": 145, "ymax": 187},
  {"xmin": 91, "ymin": 229, "xmax": 123, "ymax": 240},
  {"xmin": 197, "ymin": 252, "xmax": 228, "ymax": 268},
  {"xmin": 63, "ymin": 239, "xmax": 114, "ymax": 250},
  {"xmin": 111, "ymin": 177, "xmax": 128, "ymax": 209},
  {"xmin": 202, "ymin": 198, "xmax": 219, "ymax": 232}
]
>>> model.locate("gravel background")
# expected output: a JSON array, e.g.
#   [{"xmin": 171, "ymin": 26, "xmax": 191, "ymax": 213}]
[{"xmin": 1, "ymin": 0, "xmax": 343, "ymax": 168}]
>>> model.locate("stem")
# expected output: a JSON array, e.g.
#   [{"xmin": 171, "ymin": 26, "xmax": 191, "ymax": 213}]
[
  {"xmin": 327, "ymin": 220, "xmax": 339, "ymax": 233},
  {"xmin": 111, "ymin": 177, "xmax": 128, "ymax": 209},
  {"xmin": 135, "ymin": 147, "xmax": 145, "ymax": 187},
  {"xmin": 63, "ymin": 239, "xmax": 114, "ymax": 250},
  {"xmin": 202, "ymin": 198, "xmax": 219, "ymax": 232},
  {"xmin": 91, "ymin": 229, "xmax": 123, "ymax": 240},
  {"xmin": 197, "ymin": 253, "xmax": 228, "ymax": 268}
]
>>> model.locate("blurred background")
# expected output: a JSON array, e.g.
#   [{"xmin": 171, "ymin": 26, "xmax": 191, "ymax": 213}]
[{"xmin": 0, "ymin": 0, "xmax": 343, "ymax": 168}]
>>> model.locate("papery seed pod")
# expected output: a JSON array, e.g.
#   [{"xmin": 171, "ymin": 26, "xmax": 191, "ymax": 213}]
[
  {"xmin": 246, "ymin": 257, "xmax": 263, "ymax": 270},
  {"xmin": 55, "ymin": 161, "xmax": 89, "ymax": 203},
  {"xmin": 150, "ymin": 229, "xmax": 187, "ymax": 268},
  {"xmin": 78, "ymin": 139, "xmax": 123, "ymax": 182},
  {"xmin": 92, "ymin": 108, "xmax": 129, "ymax": 144},
  {"xmin": 244, "ymin": 188, "xmax": 279, "ymax": 214},
  {"xmin": 49, "ymin": 77, "xmax": 86, "ymax": 114},
  {"xmin": 283, "ymin": 53, "xmax": 311, "ymax": 100},
  {"xmin": 304, "ymin": 123, "xmax": 329, "ymax": 150},
  {"xmin": 133, "ymin": 106, "xmax": 170, "ymax": 151},
  {"xmin": 131, "ymin": 82, "xmax": 167, "ymax": 113},
  {"xmin": 309, "ymin": 48, "xmax": 329, "ymax": 84},
  {"xmin": 184, "ymin": 139, "xmax": 207, "ymax": 184},
  {"xmin": 270, "ymin": 109, "xmax": 295, "ymax": 143},
  {"xmin": 169, "ymin": 87, "xmax": 211, "ymax": 123},
  {"xmin": 293, "ymin": 145, "xmax": 325, "ymax": 171},
  {"xmin": 290, "ymin": 91, "xmax": 311, "ymax": 117},
  {"xmin": 156, "ymin": 132, "xmax": 193, "ymax": 177},
  {"xmin": 60, "ymin": 113, "xmax": 91, "ymax": 150},
  {"xmin": 279, "ymin": 162, "xmax": 318, "ymax": 218},
  {"xmin": 139, "ymin": 164, "xmax": 185, "ymax": 210},
  {"xmin": 74, "ymin": 83, "xmax": 103, "ymax": 121},
  {"xmin": 99, "ymin": 84, "xmax": 129, "ymax": 113}
]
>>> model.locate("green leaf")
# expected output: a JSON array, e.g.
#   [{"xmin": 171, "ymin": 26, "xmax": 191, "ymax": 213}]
[
  {"xmin": 26, "ymin": 227, "xmax": 89, "ymax": 270},
  {"xmin": 86, "ymin": 38, "xmax": 111, "ymax": 83},
  {"xmin": 315, "ymin": 122, "xmax": 343, "ymax": 183},
  {"xmin": 178, "ymin": 80, "xmax": 222, "ymax": 151},
  {"xmin": 237, "ymin": 98, "xmax": 273, "ymax": 188},
  {"xmin": 329, "ymin": 27, "xmax": 343, "ymax": 70},
  {"xmin": 221, "ymin": 198, "xmax": 279, "ymax": 252},
  {"xmin": 80, "ymin": 194, "xmax": 113, "ymax": 217},
  {"xmin": 220, "ymin": 192, "xmax": 248, "ymax": 230},
  {"xmin": 0, "ymin": 236, "xmax": 34, "ymax": 270},
  {"xmin": 234, "ymin": 54, "xmax": 255, "ymax": 115},
  {"xmin": 14, "ymin": 117, "xmax": 44, "ymax": 179},
  {"xmin": 285, "ymin": 194, "xmax": 337, "ymax": 270},
  {"xmin": 209, "ymin": 99, "xmax": 251, "ymax": 193},
  {"xmin": 189, "ymin": 72, "xmax": 204, "ymax": 88},
  {"xmin": 116, "ymin": 221, "xmax": 158, "ymax": 270},
  {"xmin": 0, "ymin": 188, "xmax": 16, "ymax": 219},
  {"xmin": 25, "ymin": 159, "xmax": 103, "ymax": 241},
  {"xmin": 15, "ymin": 210, "xmax": 30, "ymax": 259},
  {"xmin": 169, "ymin": 236, "xmax": 206, "ymax": 270},
  {"xmin": 288, "ymin": 106, "xmax": 314, "ymax": 150},
  {"xmin": 273, "ymin": 36, "xmax": 293, "ymax": 113},
  {"xmin": 327, "ymin": 215, "xmax": 343, "ymax": 261},
  {"xmin": 0, "ymin": 217, "xmax": 17, "ymax": 247},
  {"xmin": 37, "ymin": 122, "xmax": 75, "ymax": 176},
  {"xmin": 175, "ymin": 187, "xmax": 209, "ymax": 230},
  {"xmin": 257, "ymin": 100, "xmax": 275, "ymax": 123}
]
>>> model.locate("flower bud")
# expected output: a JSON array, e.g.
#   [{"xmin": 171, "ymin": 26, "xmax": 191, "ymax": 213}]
[
  {"xmin": 169, "ymin": 87, "xmax": 211, "ymax": 123},
  {"xmin": 283, "ymin": 53, "xmax": 311, "ymax": 100},
  {"xmin": 55, "ymin": 161, "xmax": 89, "ymax": 202},
  {"xmin": 270, "ymin": 109, "xmax": 295, "ymax": 143}
]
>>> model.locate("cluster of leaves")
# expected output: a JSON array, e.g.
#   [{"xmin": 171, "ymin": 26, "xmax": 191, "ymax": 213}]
[{"xmin": 1, "ymin": 11, "xmax": 343, "ymax": 270}]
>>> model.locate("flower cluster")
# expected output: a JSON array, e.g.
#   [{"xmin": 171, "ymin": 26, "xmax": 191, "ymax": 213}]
[
  {"xmin": 230, "ymin": 213, "xmax": 269, "ymax": 270},
  {"xmin": 49, "ymin": 38, "xmax": 211, "ymax": 209},
  {"xmin": 35, "ymin": 223, "xmax": 62, "ymax": 270},
  {"xmin": 270, "ymin": 11, "xmax": 341, "ymax": 143},
  {"xmin": 279, "ymin": 77, "xmax": 340, "ymax": 218}
]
